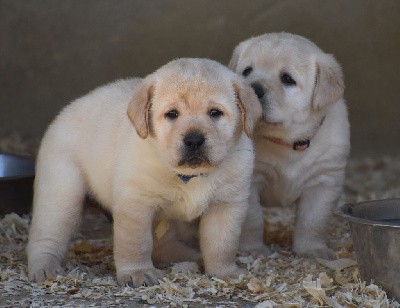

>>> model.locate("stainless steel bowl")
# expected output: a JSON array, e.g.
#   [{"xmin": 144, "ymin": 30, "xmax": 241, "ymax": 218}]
[
  {"xmin": 0, "ymin": 153, "xmax": 35, "ymax": 215},
  {"xmin": 335, "ymin": 199, "xmax": 400, "ymax": 300}
]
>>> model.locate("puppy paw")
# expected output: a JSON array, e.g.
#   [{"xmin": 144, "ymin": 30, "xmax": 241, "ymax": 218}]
[
  {"xmin": 117, "ymin": 268, "xmax": 166, "ymax": 287},
  {"xmin": 29, "ymin": 258, "xmax": 65, "ymax": 283},
  {"xmin": 295, "ymin": 247, "xmax": 335, "ymax": 260}
]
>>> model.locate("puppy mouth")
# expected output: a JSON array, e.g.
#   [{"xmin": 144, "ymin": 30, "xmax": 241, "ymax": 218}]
[
  {"xmin": 178, "ymin": 153, "xmax": 211, "ymax": 169},
  {"xmin": 249, "ymin": 83, "xmax": 283, "ymax": 127},
  {"xmin": 259, "ymin": 103, "xmax": 280, "ymax": 126}
]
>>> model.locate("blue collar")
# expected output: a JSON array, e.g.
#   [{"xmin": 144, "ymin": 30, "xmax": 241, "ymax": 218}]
[{"xmin": 177, "ymin": 173, "xmax": 208, "ymax": 184}]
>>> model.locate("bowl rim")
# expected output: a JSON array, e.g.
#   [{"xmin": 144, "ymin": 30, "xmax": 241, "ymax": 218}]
[
  {"xmin": 334, "ymin": 198, "xmax": 400, "ymax": 228},
  {"xmin": 0, "ymin": 153, "xmax": 35, "ymax": 182}
]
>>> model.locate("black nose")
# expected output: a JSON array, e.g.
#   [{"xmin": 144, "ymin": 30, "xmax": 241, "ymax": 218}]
[
  {"xmin": 250, "ymin": 83, "xmax": 266, "ymax": 100},
  {"xmin": 183, "ymin": 132, "xmax": 205, "ymax": 151}
]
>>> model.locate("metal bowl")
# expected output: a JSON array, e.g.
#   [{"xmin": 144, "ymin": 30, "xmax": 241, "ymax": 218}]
[
  {"xmin": 0, "ymin": 153, "xmax": 35, "ymax": 216},
  {"xmin": 335, "ymin": 199, "xmax": 400, "ymax": 300}
]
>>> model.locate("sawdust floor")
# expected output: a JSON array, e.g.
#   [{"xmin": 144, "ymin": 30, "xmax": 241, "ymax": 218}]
[{"xmin": 1, "ymin": 156, "xmax": 400, "ymax": 307}]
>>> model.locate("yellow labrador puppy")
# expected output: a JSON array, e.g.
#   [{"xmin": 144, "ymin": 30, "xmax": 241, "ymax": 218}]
[
  {"xmin": 27, "ymin": 58, "xmax": 261, "ymax": 286},
  {"xmin": 229, "ymin": 33, "xmax": 350, "ymax": 259}
]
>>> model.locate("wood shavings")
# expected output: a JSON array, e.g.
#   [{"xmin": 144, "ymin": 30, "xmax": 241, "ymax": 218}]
[
  {"xmin": 317, "ymin": 258, "xmax": 358, "ymax": 271},
  {"xmin": 255, "ymin": 300, "xmax": 278, "ymax": 308},
  {"xmin": 170, "ymin": 261, "xmax": 200, "ymax": 275},
  {"xmin": 70, "ymin": 240, "xmax": 113, "ymax": 266},
  {"xmin": 345, "ymin": 156, "xmax": 400, "ymax": 201},
  {"xmin": 0, "ymin": 213, "xmax": 30, "ymax": 243},
  {"xmin": 247, "ymin": 278, "xmax": 264, "ymax": 293},
  {"xmin": 283, "ymin": 303, "xmax": 302, "ymax": 308},
  {"xmin": 1, "ymin": 156, "xmax": 400, "ymax": 306},
  {"xmin": 303, "ymin": 275, "xmax": 344, "ymax": 308},
  {"xmin": 319, "ymin": 272, "xmax": 333, "ymax": 288}
]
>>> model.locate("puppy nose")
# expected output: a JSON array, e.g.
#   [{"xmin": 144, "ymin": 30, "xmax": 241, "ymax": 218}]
[
  {"xmin": 183, "ymin": 132, "xmax": 205, "ymax": 151},
  {"xmin": 250, "ymin": 83, "xmax": 266, "ymax": 100}
]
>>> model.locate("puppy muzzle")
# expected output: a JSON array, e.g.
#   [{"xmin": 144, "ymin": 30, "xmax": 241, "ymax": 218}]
[
  {"xmin": 178, "ymin": 154, "xmax": 210, "ymax": 168},
  {"xmin": 179, "ymin": 131, "xmax": 210, "ymax": 168},
  {"xmin": 250, "ymin": 82, "xmax": 267, "ymax": 103}
]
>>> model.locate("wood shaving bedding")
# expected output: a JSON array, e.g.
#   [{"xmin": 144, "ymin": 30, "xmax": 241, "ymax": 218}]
[{"xmin": 1, "ymin": 135, "xmax": 400, "ymax": 306}]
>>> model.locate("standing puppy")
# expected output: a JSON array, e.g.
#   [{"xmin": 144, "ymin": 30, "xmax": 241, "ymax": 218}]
[
  {"xmin": 229, "ymin": 33, "xmax": 350, "ymax": 259},
  {"xmin": 27, "ymin": 58, "xmax": 261, "ymax": 286}
]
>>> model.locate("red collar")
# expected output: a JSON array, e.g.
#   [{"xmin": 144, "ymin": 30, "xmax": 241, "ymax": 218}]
[{"xmin": 263, "ymin": 117, "xmax": 325, "ymax": 152}]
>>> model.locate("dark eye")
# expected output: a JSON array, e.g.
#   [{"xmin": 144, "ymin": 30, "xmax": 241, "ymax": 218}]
[
  {"xmin": 209, "ymin": 108, "xmax": 223, "ymax": 118},
  {"xmin": 280, "ymin": 72, "xmax": 296, "ymax": 86},
  {"xmin": 242, "ymin": 66, "xmax": 253, "ymax": 77},
  {"xmin": 165, "ymin": 109, "xmax": 179, "ymax": 120}
]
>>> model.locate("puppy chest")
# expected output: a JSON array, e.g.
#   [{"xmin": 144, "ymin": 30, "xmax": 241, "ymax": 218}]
[
  {"xmin": 257, "ymin": 167, "xmax": 303, "ymax": 207},
  {"xmin": 159, "ymin": 185, "xmax": 212, "ymax": 222}
]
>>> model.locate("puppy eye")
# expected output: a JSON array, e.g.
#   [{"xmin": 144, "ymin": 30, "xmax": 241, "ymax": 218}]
[
  {"xmin": 209, "ymin": 108, "xmax": 223, "ymax": 118},
  {"xmin": 242, "ymin": 67, "xmax": 253, "ymax": 77},
  {"xmin": 165, "ymin": 109, "xmax": 179, "ymax": 120},
  {"xmin": 280, "ymin": 72, "xmax": 297, "ymax": 86}
]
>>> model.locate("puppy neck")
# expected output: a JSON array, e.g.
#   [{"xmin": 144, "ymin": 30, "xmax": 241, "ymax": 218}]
[{"xmin": 263, "ymin": 116, "xmax": 325, "ymax": 152}]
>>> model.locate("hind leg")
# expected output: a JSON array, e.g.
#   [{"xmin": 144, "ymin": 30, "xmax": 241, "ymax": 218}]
[{"xmin": 27, "ymin": 154, "xmax": 86, "ymax": 282}]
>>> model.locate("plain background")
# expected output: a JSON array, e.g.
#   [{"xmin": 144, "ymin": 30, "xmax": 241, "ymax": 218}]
[{"xmin": 1, "ymin": 0, "xmax": 399, "ymax": 157}]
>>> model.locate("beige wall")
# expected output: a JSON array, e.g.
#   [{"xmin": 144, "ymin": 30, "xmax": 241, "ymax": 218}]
[{"xmin": 1, "ymin": 0, "xmax": 399, "ymax": 156}]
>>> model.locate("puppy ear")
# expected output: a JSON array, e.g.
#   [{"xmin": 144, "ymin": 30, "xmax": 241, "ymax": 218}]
[
  {"xmin": 127, "ymin": 79, "xmax": 154, "ymax": 139},
  {"xmin": 312, "ymin": 53, "xmax": 344, "ymax": 110},
  {"xmin": 234, "ymin": 80, "xmax": 262, "ymax": 139},
  {"xmin": 228, "ymin": 41, "xmax": 246, "ymax": 71}
]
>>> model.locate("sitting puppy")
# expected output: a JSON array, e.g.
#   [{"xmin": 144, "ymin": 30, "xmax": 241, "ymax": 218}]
[
  {"xmin": 27, "ymin": 58, "xmax": 261, "ymax": 286},
  {"xmin": 229, "ymin": 33, "xmax": 350, "ymax": 259}
]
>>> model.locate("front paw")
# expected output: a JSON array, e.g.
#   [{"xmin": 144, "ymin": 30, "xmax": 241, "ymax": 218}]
[
  {"xmin": 28, "ymin": 255, "xmax": 65, "ymax": 283},
  {"xmin": 117, "ymin": 268, "xmax": 166, "ymax": 287},
  {"xmin": 294, "ymin": 246, "xmax": 335, "ymax": 260}
]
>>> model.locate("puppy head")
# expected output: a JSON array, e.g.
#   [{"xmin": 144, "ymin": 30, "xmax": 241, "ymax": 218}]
[
  {"xmin": 128, "ymin": 58, "xmax": 261, "ymax": 175},
  {"xmin": 229, "ymin": 32, "xmax": 344, "ymax": 141}
]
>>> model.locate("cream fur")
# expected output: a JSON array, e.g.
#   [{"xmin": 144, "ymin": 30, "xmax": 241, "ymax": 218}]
[
  {"xmin": 230, "ymin": 33, "xmax": 350, "ymax": 259},
  {"xmin": 27, "ymin": 58, "xmax": 261, "ymax": 286}
]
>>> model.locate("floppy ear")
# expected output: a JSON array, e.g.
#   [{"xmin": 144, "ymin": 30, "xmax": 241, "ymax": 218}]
[
  {"xmin": 312, "ymin": 53, "xmax": 344, "ymax": 110},
  {"xmin": 228, "ymin": 41, "xmax": 247, "ymax": 71},
  {"xmin": 127, "ymin": 78, "xmax": 154, "ymax": 139},
  {"xmin": 234, "ymin": 80, "xmax": 262, "ymax": 139}
]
